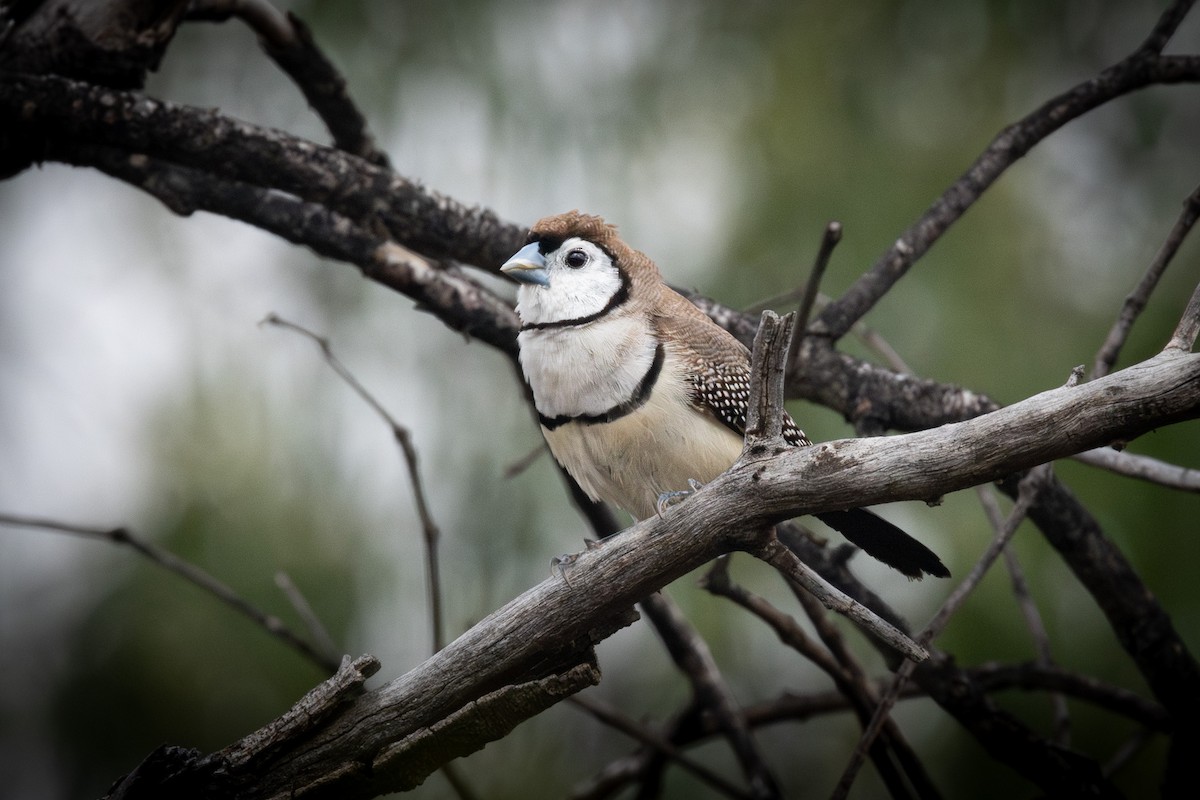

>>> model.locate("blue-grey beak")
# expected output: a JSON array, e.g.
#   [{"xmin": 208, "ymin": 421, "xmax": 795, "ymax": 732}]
[{"xmin": 501, "ymin": 242, "xmax": 550, "ymax": 287}]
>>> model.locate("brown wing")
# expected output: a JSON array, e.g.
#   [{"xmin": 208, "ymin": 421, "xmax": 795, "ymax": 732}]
[{"xmin": 653, "ymin": 289, "xmax": 811, "ymax": 447}]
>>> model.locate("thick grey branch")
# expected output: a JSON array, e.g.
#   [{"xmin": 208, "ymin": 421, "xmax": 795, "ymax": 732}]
[
  {"xmin": 177, "ymin": 349, "xmax": 1199, "ymax": 798},
  {"xmin": 732, "ymin": 351, "xmax": 1199, "ymax": 522}
]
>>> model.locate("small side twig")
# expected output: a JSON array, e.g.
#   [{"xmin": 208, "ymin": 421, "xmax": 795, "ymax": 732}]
[
  {"xmin": 755, "ymin": 537, "xmax": 928, "ymax": 664},
  {"xmin": 832, "ymin": 465, "xmax": 1052, "ymax": 798},
  {"xmin": 1103, "ymin": 728, "xmax": 1157, "ymax": 779},
  {"xmin": 638, "ymin": 591, "xmax": 781, "ymax": 799},
  {"xmin": 788, "ymin": 585, "xmax": 940, "ymax": 799},
  {"xmin": 704, "ymin": 559, "xmax": 936, "ymax": 800},
  {"xmin": 980, "ymin": 487, "xmax": 1071, "ymax": 746},
  {"xmin": 745, "ymin": 310, "xmax": 795, "ymax": 445},
  {"xmin": 1167, "ymin": 277, "xmax": 1200, "ymax": 354},
  {"xmin": 568, "ymin": 694, "xmax": 754, "ymax": 800},
  {"xmin": 1093, "ymin": 183, "xmax": 1200, "ymax": 377},
  {"xmin": 186, "ymin": 0, "xmax": 390, "ymax": 166},
  {"xmin": 263, "ymin": 313, "xmax": 446, "ymax": 653},
  {"xmin": 787, "ymin": 221, "xmax": 842, "ymax": 372},
  {"xmin": 702, "ymin": 558, "xmax": 847, "ymax": 679},
  {"xmin": 1073, "ymin": 447, "xmax": 1200, "ymax": 493},
  {"xmin": 502, "ymin": 443, "xmax": 545, "ymax": 479},
  {"xmin": 274, "ymin": 571, "xmax": 340, "ymax": 668},
  {"xmin": 0, "ymin": 513, "xmax": 339, "ymax": 673}
]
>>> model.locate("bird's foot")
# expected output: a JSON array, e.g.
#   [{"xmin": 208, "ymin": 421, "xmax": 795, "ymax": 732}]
[
  {"xmin": 655, "ymin": 479, "xmax": 706, "ymax": 516},
  {"xmin": 550, "ymin": 539, "xmax": 602, "ymax": 587}
]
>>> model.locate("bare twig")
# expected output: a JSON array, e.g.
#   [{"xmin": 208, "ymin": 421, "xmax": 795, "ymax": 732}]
[
  {"xmin": 568, "ymin": 694, "xmax": 754, "ymax": 800},
  {"xmin": 274, "ymin": 571, "xmax": 340, "ymax": 666},
  {"xmin": 979, "ymin": 488, "xmax": 1070, "ymax": 746},
  {"xmin": 787, "ymin": 221, "xmax": 842, "ymax": 372},
  {"xmin": 263, "ymin": 313, "xmax": 446, "ymax": 653},
  {"xmin": 1093, "ymin": 183, "xmax": 1200, "ymax": 377},
  {"xmin": 638, "ymin": 592, "xmax": 781, "ymax": 799},
  {"xmin": 789, "ymin": 586, "xmax": 940, "ymax": 799},
  {"xmin": 1103, "ymin": 728, "xmax": 1157, "ymax": 779},
  {"xmin": 704, "ymin": 559, "xmax": 936, "ymax": 800},
  {"xmin": 3, "ymin": 72, "xmax": 529, "ymax": 269},
  {"xmin": 702, "ymin": 558, "xmax": 847, "ymax": 679},
  {"xmin": 832, "ymin": 466, "xmax": 1052, "ymax": 798},
  {"xmin": 1073, "ymin": 447, "xmax": 1200, "ymax": 492},
  {"xmin": 755, "ymin": 538, "xmax": 927, "ymax": 663},
  {"xmin": 186, "ymin": 0, "xmax": 390, "ymax": 166},
  {"xmin": 1168, "ymin": 278, "xmax": 1200, "ymax": 353},
  {"xmin": 815, "ymin": 1, "xmax": 1200, "ymax": 340},
  {"xmin": 0, "ymin": 513, "xmax": 339, "ymax": 673},
  {"xmin": 502, "ymin": 443, "xmax": 545, "ymax": 479}
]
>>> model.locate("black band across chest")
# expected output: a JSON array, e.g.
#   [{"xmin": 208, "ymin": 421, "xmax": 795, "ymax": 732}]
[{"xmin": 538, "ymin": 343, "xmax": 664, "ymax": 430}]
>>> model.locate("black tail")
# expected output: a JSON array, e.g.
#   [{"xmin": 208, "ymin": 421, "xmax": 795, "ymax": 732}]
[{"xmin": 816, "ymin": 508, "xmax": 949, "ymax": 580}]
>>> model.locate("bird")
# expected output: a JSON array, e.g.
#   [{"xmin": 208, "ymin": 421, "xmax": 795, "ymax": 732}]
[{"xmin": 501, "ymin": 211, "xmax": 949, "ymax": 580}]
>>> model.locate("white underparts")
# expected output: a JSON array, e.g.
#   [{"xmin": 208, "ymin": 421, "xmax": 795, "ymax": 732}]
[
  {"xmin": 545, "ymin": 357, "xmax": 742, "ymax": 520},
  {"xmin": 518, "ymin": 315, "xmax": 657, "ymax": 418},
  {"xmin": 522, "ymin": 331, "xmax": 743, "ymax": 520}
]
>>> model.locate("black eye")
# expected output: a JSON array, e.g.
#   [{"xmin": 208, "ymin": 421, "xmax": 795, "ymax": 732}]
[{"xmin": 565, "ymin": 249, "xmax": 589, "ymax": 268}]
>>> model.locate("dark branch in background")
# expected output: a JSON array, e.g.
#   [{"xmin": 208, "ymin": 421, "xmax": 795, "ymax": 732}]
[
  {"xmin": 703, "ymin": 560, "xmax": 934, "ymax": 800},
  {"xmin": 568, "ymin": 695, "xmax": 754, "ymax": 800},
  {"xmin": 0, "ymin": 0, "xmax": 189, "ymax": 91},
  {"xmin": 52, "ymin": 141, "xmax": 522, "ymax": 353},
  {"xmin": 813, "ymin": 0, "xmax": 1200, "ymax": 341},
  {"xmin": 0, "ymin": 512, "xmax": 340, "ymax": 673},
  {"xmin": 979, "ymin": 487, "xmax": 1071, "ymax": 746},
  {"xmin": 833, "ymin": 466, "xmax": 1058, "ymax": 800},
  {"xmin": 0, "ymin": 71, "xmax": 528, "ymax": 267},
  {"xmin": 186, "ymin": 0, "xmax": 391, "ymax": 167},
  {"xmin": 262, "ymin": 314, "xmax": 447, "ymax": 654},
  {"xmin": 1093, "ymin": 182, "xmax": 1200, "ymax": 378},
  {"xmin": 1016, "ymin": 470, "xmax": 1200, "ymax": 793},
  {"xmin": 577, "ymin": 658, "xmax": 1168, "ymax": 799},
  {"xmin": 637, "ymin": 594, "xmax": 780, "ymax": 800}
]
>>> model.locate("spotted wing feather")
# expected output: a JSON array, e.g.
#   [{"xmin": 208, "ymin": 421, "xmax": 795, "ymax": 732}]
[
  {"xmin": 653, "ymin": 291, "xmax": 810, "ymax": 447},
  {"xmin": 653, "ymin": 289, "xmax": 949, "ymax": 580}
]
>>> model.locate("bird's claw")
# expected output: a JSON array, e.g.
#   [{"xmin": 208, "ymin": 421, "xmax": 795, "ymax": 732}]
[
  {"xmin": 655, "ymin": 479, "xmax": 706, "ymax": 516},
  {"xmin": 551, "ymin": 553, "xmax": 580, "ymax": 587},
  {"xmin": 550, "ymin": 538, "xmax": 601, "ymax": 588}
]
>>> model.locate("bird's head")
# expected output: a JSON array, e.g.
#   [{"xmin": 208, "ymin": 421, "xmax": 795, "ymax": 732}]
[{"xmin": 501, "ymin": 211, "xmax": 660, "ymax": 328}]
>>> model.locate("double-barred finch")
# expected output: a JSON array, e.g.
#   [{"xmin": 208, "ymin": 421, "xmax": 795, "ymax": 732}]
[{"xmin": 502, "ymin": 211, "xmax": 949, "ymax": 580}]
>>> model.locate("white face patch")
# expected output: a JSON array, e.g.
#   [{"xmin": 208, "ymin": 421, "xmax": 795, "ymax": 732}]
[{"xmin": 514, "ymin": 238, "xmax": 626, "ymax": 327}]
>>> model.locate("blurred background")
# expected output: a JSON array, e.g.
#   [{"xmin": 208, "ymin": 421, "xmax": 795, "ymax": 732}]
[{"xmin": 1, "ymin": 0, "xmax": 1198, "ymax": 797}]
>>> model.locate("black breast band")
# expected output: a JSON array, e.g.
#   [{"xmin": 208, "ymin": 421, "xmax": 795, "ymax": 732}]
[{"xmin": 538, "ymin": 343, "xmax": 664, "ymax": 430}]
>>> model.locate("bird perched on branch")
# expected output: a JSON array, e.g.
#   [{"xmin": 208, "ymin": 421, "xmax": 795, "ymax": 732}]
[{"xmin": 501, "ymin": 211, "xmax": 948, "ymax": 580}]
